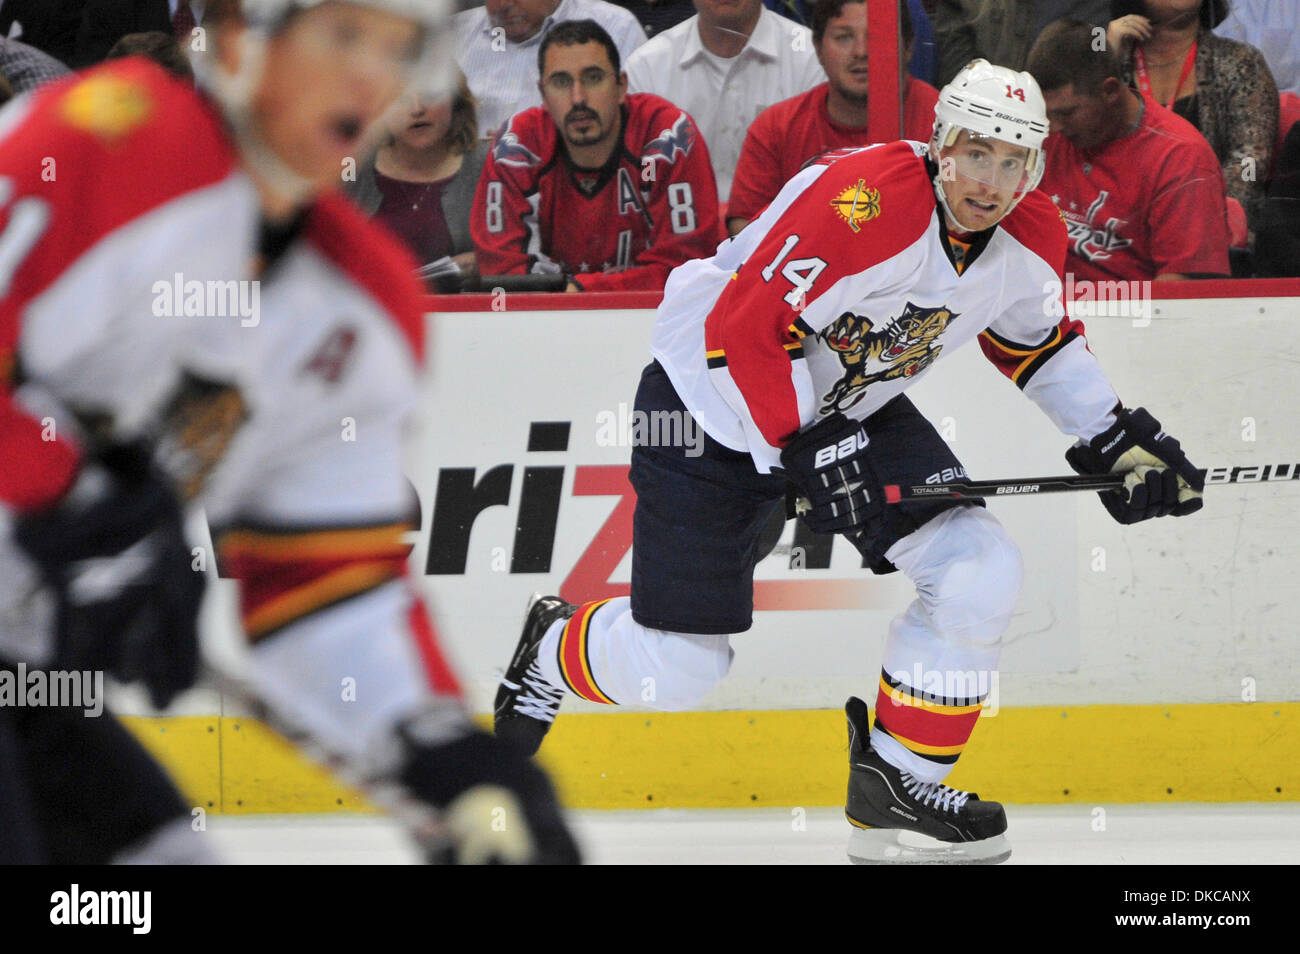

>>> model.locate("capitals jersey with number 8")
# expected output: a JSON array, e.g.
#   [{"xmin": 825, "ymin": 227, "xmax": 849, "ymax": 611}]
[{"xmin": 471, "ymin": 93, "xmax": 723, "ymax": 291}]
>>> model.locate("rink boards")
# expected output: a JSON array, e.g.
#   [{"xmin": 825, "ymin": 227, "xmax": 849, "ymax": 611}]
[{"xmin": 130, "ymin": 284, "xmax": 1300, "ymax": 810}]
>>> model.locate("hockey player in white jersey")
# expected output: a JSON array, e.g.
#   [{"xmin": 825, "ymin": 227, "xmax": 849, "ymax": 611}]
[
  {"xmin": 0, "ymin": 0, "xmax": 576, "ymax": 864},
  {"xmin": 494, "ymin": 60, "xmax": 1204, "ymax": 863}
]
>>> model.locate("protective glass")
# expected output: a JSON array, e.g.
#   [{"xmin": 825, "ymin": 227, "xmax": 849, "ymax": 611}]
[
  {"xmin": 542, "ymin": 68, "xmax": 612, "ymax": 94},
  {"xmin": 943, "ymin": 133, "xmax": 1035, "ymax": 193}
]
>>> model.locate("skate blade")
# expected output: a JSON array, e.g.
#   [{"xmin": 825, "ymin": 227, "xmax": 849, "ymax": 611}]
[{"xmin": 847, "ymin": 826, "xmax": 1011, "ymax": 865}]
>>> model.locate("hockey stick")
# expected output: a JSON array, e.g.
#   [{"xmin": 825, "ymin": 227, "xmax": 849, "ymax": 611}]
[
  {"xmin": 883, "ymin": 464, "xmax": 1300, "ymax": 502},
  {"xmin": 199, "ymin": 662, "xmax": 452, "ymax": 857}
]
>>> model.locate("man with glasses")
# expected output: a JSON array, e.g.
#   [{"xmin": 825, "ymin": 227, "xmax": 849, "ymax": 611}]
[
  {"xmin": 472, "ymin": 18, "xmax": 722, "ymax": 291},
  {"xmin": 455, "ymin": 0, "xmax": 647, "ymax": 136}
]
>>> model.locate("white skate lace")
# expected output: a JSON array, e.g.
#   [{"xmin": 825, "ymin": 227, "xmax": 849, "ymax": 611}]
[
  {"xmin": 900, "ymin": 773, "xmax": 971, "ymax": 814},
  {"xmin": 511, "ymin": 660, "xmax": 566, "ymax": 722}
]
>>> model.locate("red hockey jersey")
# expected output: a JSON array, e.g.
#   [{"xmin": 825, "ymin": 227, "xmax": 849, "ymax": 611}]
[
  {"xmin": 0, "ymin": 58, "xmax": 254, "ymax": 514},
  {"xmin": 471, "ymin": 93, "xmax": 723, "ymax": 292}
]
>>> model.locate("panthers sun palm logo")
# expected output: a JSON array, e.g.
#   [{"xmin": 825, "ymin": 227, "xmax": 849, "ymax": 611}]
[{"xmin": 818, "ymin": 302, "xmax": 958, "ymax": 412}]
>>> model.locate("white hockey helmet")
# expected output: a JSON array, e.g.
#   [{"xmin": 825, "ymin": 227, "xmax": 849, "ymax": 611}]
[
  {"xmin": 195, "ymin": 0, "xmax": 456, "ymax": 199},
  {"xmin": 929, "ymin": 59, "xmax": 1049, "ymax": 228},
  {"xmin": 200, "ymin": 0, "xmax": 456, "ymax": 101}
]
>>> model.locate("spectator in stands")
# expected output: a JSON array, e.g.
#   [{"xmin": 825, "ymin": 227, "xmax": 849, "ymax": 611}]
[
  {"xmin": 455, "ymin": 0, "xmax": 647, "ymax": 137},
  {"xmin": 609, "ymin": 0, "xmax": 694, "ymax": 39},
  {"xmin": 104, "ymin": 31, "xmax": 194, "ymax": 81},
  {"xmin": 727, "ymin": 0, "xmax": 939, "ymax": 234},
  {"xmin": 764, "ymin": 0, "xmax": 938, "ymax": 85},
  {"xmin": 1214, "ymin": 0, "xmax": 1297, "ymax": 98},
  {"xmin": 0, "ymin": 0, "xmax": 84, "ymax": 67},
  {"xmin": 1255, "ymin": 122, "xmax": 1300, "ymax": 278},
  {"xmin": 625, "ymin": 0, "xmax": 824, "ymax": 202},
  {"xmin": 934, "ymin": 0, "xmax": 1111, "ymax": 84},
  {"xmin": 472, "ymin": 20, "xmax": 722, "ymax": 291},
  {"xmin": 75, "ymin": 0, "xmax": 203, "ymax": 68},
  {"xmin": 1107, "ymin": 0, "xmax": 1277, "ymax": 238},
  {"xmin": 347, "ymin": 75, "xmax": 488, "ymax": 291},
  {"xmin": 0, "ymin": 35, "xmax": 70, "ymax": 94},
  {"xmin": 1027, "ymin": 19, "xmax": 1229, "ymax": 281}
]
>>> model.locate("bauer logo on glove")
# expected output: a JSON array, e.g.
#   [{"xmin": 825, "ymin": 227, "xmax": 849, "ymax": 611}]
[
  {"xmin": 1065, "ymin": 407, "xmax": 1204, "ymax": 525},
  {"xmin": 814, "ymin": 428, "xmax": 871, "ymax": 468},
  {"xmin": 780, "ymin": 412, "xmax": 886, "ymax": 541}
]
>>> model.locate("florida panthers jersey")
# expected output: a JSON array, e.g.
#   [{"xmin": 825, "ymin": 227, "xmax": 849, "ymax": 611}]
[
  {"xmin": 0, "ymin": 58, "xmax": 258, "ymax": 515},
  {"xmin": 199, "ymin": 195, "xmax": 460, "ymax": 757},
  {"xmin": 0, "ymin": 60, "xmax": 258, "ymax": 666},
  {"xmin": 651, "ymin": 140, "xmax": 1122, "ymax": 473},
  {"xmin": 472, "ymin": 93, "xmax": 723, "ymax": 291}
]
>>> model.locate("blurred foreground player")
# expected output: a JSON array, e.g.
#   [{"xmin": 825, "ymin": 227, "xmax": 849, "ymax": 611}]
[
  {"xmin": 0, "ymin": 0, "xmax": 576, "ymax": 864},
  {"xmin": 494, "ymin": 60, "xmax": 1203, "ymax": 863}
]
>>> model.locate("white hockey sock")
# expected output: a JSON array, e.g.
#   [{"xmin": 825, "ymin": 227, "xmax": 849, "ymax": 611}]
[
  {"xmin": 870, "ymin": 507, "xmax": 1023, "ymax": 784},
  {"xmin": 538, "ymin": 597, "xmax": 732, "ymax": 708}
]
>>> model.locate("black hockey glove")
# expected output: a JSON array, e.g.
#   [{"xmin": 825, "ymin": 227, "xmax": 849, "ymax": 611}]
[
  {"xmin": 400, "ymin": 725, "xmax": 581, "ymax": 865},
  {"xmin": 13, "ymin": 444, "xmax": 203, "ymax": 709},
  {"xmin": 1065, "ymin": 407, "xmax": 1204, "ymax": 525},
  {"xmin": 779, "ymin": 412, "xmax": 886, "ymax": 544}
]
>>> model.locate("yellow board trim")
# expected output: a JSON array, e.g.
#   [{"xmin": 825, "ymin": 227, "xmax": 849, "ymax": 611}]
[{"xmin": 124, "ymin": 702, "xmax": 1299, "ymax": 812}]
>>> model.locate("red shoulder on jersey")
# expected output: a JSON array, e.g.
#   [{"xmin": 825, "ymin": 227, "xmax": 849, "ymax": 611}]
[
  {"xmin": 304, "ymin": 193, "xmax": 426, "ymax": 364},
  {"xmin": 703, "ymin": 142, "xmax": 937, "ymax": 449},
  {"xmin": 0, "ymin": 59, "xmax": 240, "ymax": 513},
  {"xmin": 625, "ymin": 92, "xmax": 703, "ymax": 164},
  {"xmin": 997, "ymin": 187, "xmax": 1068, "ymax": 277},
  {"xmin": 491, "ymin": 107, "xmax": 559, "ymax": 173},
  {"xmin": 0, "ymin": 58, "xmax": 239, "ymax": 329}
]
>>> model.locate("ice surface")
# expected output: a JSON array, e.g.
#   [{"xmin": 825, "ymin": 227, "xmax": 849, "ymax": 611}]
[{"xmin": 204, "ymin": 804, "xmax": 1300, "ymax": 864}]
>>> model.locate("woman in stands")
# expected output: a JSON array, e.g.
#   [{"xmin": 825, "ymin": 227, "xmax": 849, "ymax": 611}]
[
  {"xmin": 348, "ymin": 70, "xmax": 486, "ymax": 291},
  {"xmin": 1107, "ymin": 0, "xmax": 1278, "ymax": 240}
]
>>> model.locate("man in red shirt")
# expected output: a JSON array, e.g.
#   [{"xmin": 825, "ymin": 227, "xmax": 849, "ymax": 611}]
[
  {"xmin": 726, "ymin": 0, "xmax": 940, "ymax": 234},
  {"xmin": 472, "ymin": 19, "xmax": 722, "ymax": 292},
  {"xmin": 1027, "ymin": 19, "xmax": 1230, "ymax": 281}
]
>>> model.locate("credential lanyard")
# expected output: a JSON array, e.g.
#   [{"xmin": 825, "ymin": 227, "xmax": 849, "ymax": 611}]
[{"xmin": 1134, "ymin": 41, "xmax": 1198, "ymax": 108}]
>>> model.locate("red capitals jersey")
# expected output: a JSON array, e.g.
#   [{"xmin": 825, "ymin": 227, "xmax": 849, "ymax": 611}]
[
  {"xmin": 1038, "ymin": 92, "xmax": 1230, "ymax": 281},
  {"xmin": 727, "ymin": 79, "xmax": 940, "ymax": 224},
  {"xmin": 472, "ymin": 93, "xmax": 723, "ymax": 291}
]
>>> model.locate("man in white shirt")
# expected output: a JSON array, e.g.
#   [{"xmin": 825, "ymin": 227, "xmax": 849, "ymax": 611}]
[
  {"xmin": 455, "ymin": 0, "xmax": 647, "ymax": 135},
  {"xmin": 1214, "ymin": 0, "xmax": 1297, "ymax": 97},
  {"xmin": 625, "ymin": 0, "xmax": 824, "ymax": 201}
]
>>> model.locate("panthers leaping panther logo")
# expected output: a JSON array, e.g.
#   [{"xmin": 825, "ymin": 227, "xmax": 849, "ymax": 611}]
[{"xmin": 818, "ymin": 302, "xmax": 958, "ymax": 412}]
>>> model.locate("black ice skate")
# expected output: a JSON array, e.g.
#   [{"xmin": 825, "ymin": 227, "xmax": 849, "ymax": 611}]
[
  {"xmin": 493, "ymin": 594, "xmax": 576, "ymax": 757},
  {"xmin": 844, "ymin": 695, "xmax": 1011, "ymax": 864}
]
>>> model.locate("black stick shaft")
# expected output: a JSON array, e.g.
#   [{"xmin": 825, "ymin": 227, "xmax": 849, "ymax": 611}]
[{"xmin": 885, "ymin": 465, "xmax": 1300, "ymax": 501}]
